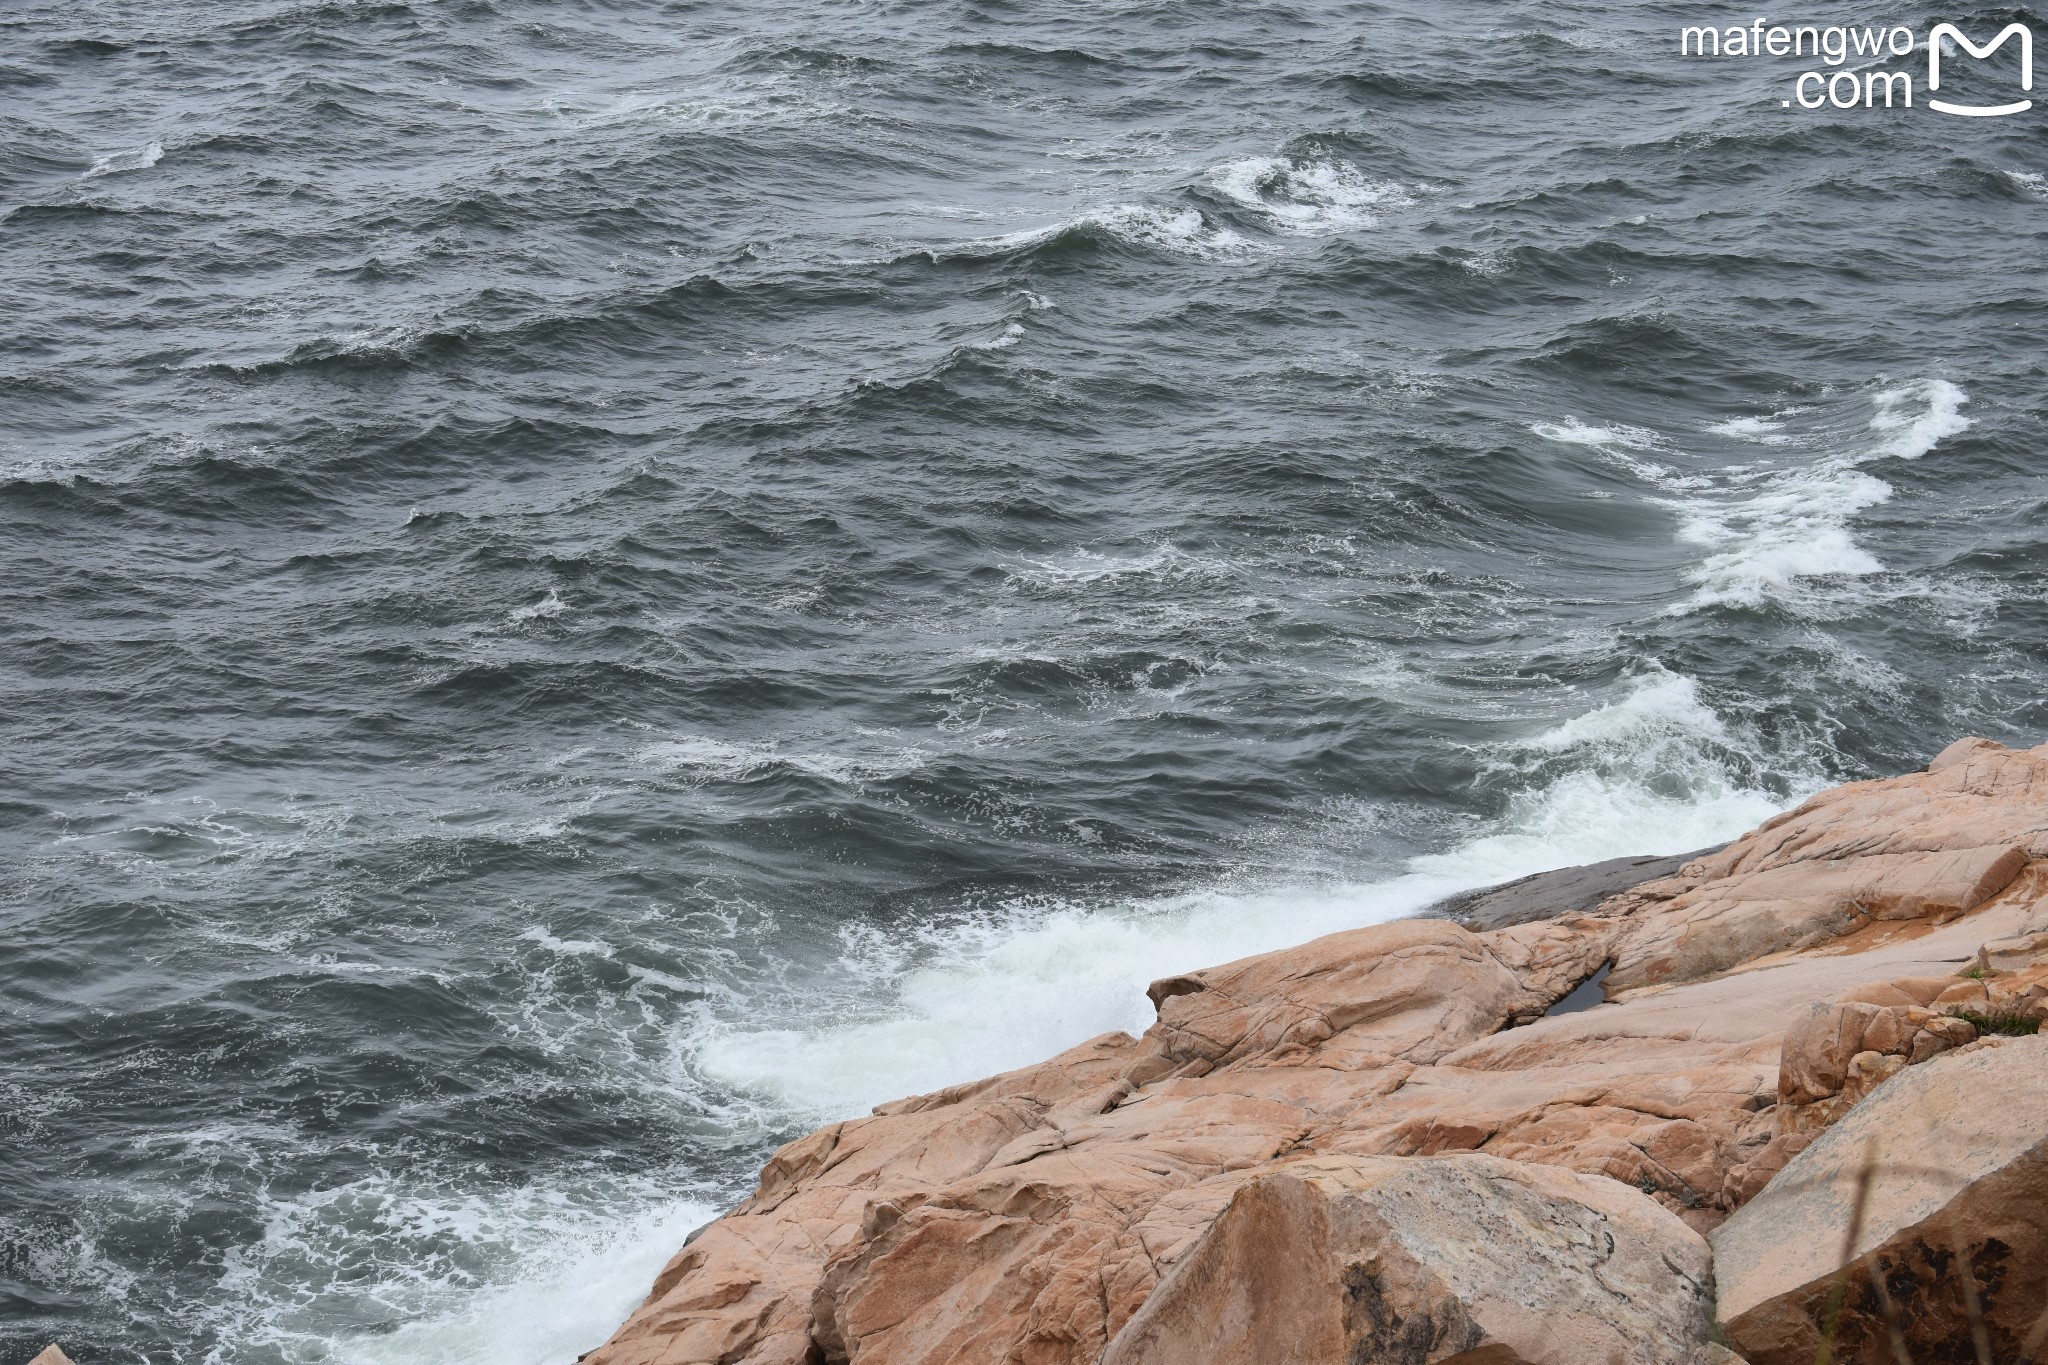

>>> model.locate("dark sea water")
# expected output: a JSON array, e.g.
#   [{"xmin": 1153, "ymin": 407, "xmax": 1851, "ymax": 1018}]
[{"xmin": 4, "ymin": 0, "xmax": 2046, "ymax": 1358}]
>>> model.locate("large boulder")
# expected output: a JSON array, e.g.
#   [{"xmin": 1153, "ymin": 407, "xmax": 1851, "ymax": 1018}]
[
  {"xmin": 1099, "ymin": 1153, "xmax": 1722, "ymax": 1365},
  {"xmin": 1772, "ymin": 996, "xmax": 1978, "ymax": 1132},
  {"xmin": 1601, "ymin": 737, "xmax": 2048, "ymax": 994},
  {"xmin": 1713, "ymin": 1034, "xmax": 2048, "ymax": 1364},
  {"xmin": 1606, "ymin": 844, "xmax": 2027, "ymax": 994},
  {"xmin": 1141, "ymin": 917, "xmax": 1564, "ymax": 1070}
]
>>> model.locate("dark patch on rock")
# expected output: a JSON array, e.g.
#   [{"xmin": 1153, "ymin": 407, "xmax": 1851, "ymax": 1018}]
[{"xmin": 1419, "ymin": 850, "xmax": 1716, "ymax": 932}]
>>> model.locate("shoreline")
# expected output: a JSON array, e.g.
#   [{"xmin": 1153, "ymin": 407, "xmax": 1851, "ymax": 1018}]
[{"xmin": 579, "ymin": 736, "xmax": 2048, "ymax": 1365}]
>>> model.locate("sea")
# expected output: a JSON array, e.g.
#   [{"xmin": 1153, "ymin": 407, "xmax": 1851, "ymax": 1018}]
[{"xmin": 4, "ymin": 0, "xmax": 2045, "ymax": 1359}]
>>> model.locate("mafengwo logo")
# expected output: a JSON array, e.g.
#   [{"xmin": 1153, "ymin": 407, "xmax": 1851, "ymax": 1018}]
[{"xmin": 1680, "ymin": 19, "xmax": 2033, "ymax": 113}]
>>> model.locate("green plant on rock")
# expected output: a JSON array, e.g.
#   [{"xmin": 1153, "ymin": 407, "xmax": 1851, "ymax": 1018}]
[{"xmin": 1947, "ymin": 1007, "xmax": 2040, "ymax": 1037}]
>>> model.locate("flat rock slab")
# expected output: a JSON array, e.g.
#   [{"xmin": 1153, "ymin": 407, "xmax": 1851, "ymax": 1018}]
[{"xmin": 1422, "ymin": 851, "xmax": 1706, "ymax": 931}]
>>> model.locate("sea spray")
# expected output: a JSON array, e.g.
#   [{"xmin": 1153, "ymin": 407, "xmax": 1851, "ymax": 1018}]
[{"xmin": 697, "ymin": 669, "xmax": 1811, "ymax": 1118}]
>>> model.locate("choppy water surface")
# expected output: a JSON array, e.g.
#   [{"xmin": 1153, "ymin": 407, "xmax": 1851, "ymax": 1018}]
[{"xmin": 5, "ymin": 0, "xmax": 2047, "ymax": 1358}]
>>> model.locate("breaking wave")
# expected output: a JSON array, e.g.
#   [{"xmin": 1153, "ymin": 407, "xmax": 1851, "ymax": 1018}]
[{"xmin": 697, "ymin": 669, "xmax": 1810, "ymax": 1118}]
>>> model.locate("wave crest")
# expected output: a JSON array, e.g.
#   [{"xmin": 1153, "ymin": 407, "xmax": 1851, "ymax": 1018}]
[{"xmin": 1206, "ymin": 155, "xmax": 1412, "ymax": 235}]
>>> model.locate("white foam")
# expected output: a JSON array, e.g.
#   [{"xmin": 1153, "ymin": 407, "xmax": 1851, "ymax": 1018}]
[
  {"xmin": 1531, "ymin": 417, "xmax": 1694, "ymax": 485},
  {"xmin": 1206, "ymin": 156, "xmax": 1411, "ymax": 235},
  {"xmin": 83, "ymin": 140, "xmax": 163, "ymax": 179},
  {"xmin": 1871, "ymin": 378, "xmax": 1969, "ymax": 459},
  {"xmin": 697, "ymin": 668, "xmax": 1801, "ymax": 1118},
  {"xmin": 65, "ymin": 668, "xmax": 1826, "ymax": 1357},
  {"xmin": 1540, "ymin": 382, "xmax": 1969, "ymax": 615},
  {"xmin": 636, "ymin": 734, "xmax": 926, "ymax": 785},
  {"xmin": 945, "ymin": 205, "xmax": 1261, "ymax": 263},
  {"xmin": 332, "ymin": 1198, "xmax": 716, "ymax": 1365},
  {"xmin": 1667, "ymin": 380, "xmax": 1969, "ymax": 613},
  {"xmin": 1705, "ymin": 415, "xmax": 1793, "ymax": 445},
  {"xmin": 508, "ymin": 588, "xmax": 567, "ymax": 623},
  {"xmin": 976, "ymin": 322, "xmax": 1026, "ymax": 350},
  {"xmin": 206, "ymin": 1169, "xmax": 716, "ymax": 1365},
  {"xmin": 1006, "ymin": 544, "xmax": 1236, "ymax": 588},
  {"xmin": 519, "ymin": 926, "xmax": 616, "ymax": 958},
  {"xmin": 1529, "ymin": 416, "xmax": 1660, "ymax": 450}
]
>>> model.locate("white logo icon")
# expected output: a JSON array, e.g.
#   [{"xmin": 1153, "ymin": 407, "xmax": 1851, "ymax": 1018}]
[{"xmin": 1928, "ymin": 22, "xmax": 2033, "ymax": 116}]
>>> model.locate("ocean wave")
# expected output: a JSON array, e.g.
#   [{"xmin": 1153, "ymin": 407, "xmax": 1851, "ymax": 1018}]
[
  {"xmin": 533, "ymin": 79, "xmax": 841, "ymax": 131},
  {"xmin": 695, "ymin": 666, "xmax": 1810, "ymax": 1119},
  {"xmin": 506, "ymin": 588, "xmax": 568, "ymax": 624},
  {"xmin": 1530, "ymin": 416, "xmax": 1705, "ymax": 487},
  {"xmin": 934, "ymin": 204, "xmax": 1262, "ymax": 262},
  {"xmin": 1205, "ymin": 155, "xmax": 1412, "ymax": 235},
  {"xmin": 220, "ymin": 1169, "xmax": 716, "ymax": 1365},
  {"xmin": 1704, "ymin": 414, "xmax": 1795, "ymax": 445},
  {"xmin": 1528, "ymin": 416, "xmax": 1661, "ymax": 450},
  {"xmin": 1004, "ymin": 543, "xmax": 1240, "ymax": 589},
  {"xmin": 1672, "ymin": 379, "xmax": 1970, "ymax": 614},
  {"xmin": 635, "ymin": 734, "xmax": 929, "ymax": 786},
  {"xmin": 1871, "ymin": 377, "xmax": 1970, "ymax": 459},
  {"xmin": 1537, "ymin": 381, "xmax": 1972, "ymax": 616},
  {"xmin": 82, "ymin": 139, "xmax": 163, "ymax": 178}
]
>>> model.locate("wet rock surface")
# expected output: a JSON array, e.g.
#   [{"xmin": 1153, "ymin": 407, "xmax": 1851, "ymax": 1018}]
[{"xmin": 1422, "ymin": 850, "xmax": 1706, "ymax": 932}]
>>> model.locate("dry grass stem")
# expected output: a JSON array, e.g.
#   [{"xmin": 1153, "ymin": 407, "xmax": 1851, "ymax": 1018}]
[
  {"xmin": 1814, "ymin": 1137, "xmax": 1883, "ymax": 1365},
  {"xmin": 1945, "ymin": 1215, "xmax": 1993, "ymax": 1365}
]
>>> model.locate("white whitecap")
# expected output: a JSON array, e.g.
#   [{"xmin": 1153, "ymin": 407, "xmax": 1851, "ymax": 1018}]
[
  {"xmin": 520, "ymin": 926, "xmax": 616, "ymax": 958},
  {"xmin": 1666, "ymin": 380, "xmax": 1969, "ymax": 613},
  {"xmin": 1531, "ymin": 416, "xmax": 1690, "ymax": 484},
  {"xmin": 1705, "ymin": 415, "xmax": 1792, "ymax": 445},
  {"xmin": 83, "ymin": 140, "xmax": 163, "ymax": 179},
  {"xmin": 1870, "ymin": 377, "xmax": 1969, "ymax": 460},
  {"xmin": 1206, "ymin": 156, "xmax": 1412, "ymax": 235},
  {"xmin": 697, "ymin": 668, "xmax": 1801, "ymax": 1118},
  {"xmin": 1529, "ymin": 416, "xmax": 1660, "ymax": 450},
  {"xmin": 508, "ymin": 588, "xmax": 567, "ymax": 623},
  {"xmin": 1006, "ymin": 544, "xmax": 1236, "ymax": 588},
  {"xmin": 943, "ymin": 205, "xmax": 1261, "ymax": 263},
  {"xmin": 637, "ymin": 734, "xmax": 925, "ymax": 785},
  {"xmin": 975, "ymin": 322, "xmax": 1026, "ymax": 350},
  {"xmin": 223, "ymin": 1175, "xmax": 717, "ymax": 1365}
]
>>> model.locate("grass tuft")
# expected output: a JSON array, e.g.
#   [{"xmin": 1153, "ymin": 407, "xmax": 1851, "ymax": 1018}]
[{"xmin": 1947, "ymin": 1007, "xmax": 2040, "ymax": 1037}]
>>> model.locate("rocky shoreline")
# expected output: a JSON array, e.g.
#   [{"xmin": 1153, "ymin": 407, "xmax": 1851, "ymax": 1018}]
[
  {"xmin": 26, "ymin": 740, "xmax": 2048, "ymax": 1365},
  {"xmin": 573, "ymin": 736, "xmax": 2048, "ymax": 1365}
]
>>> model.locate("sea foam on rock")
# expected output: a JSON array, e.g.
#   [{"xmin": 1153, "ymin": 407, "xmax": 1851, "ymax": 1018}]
[{"xmin": 583, "ymin": 736, "xmax": 2048, "ymax": 1365}]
